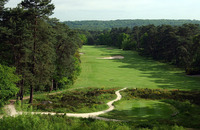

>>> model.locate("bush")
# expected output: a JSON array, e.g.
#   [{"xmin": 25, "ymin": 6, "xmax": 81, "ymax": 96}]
[
  {"xmin": 25, "ymin": 88, "xmax": 116, "ymax": 113},
  {"xmin": 124, "ymin": 88, "xmax": 200, "ymax": 105},
  {"xmin": 122, "ymin": 39, "xmax": 136, "ymax": 50},
  {"xmin": 0, "ymin": 64, "xmax": 20, "ymax": 107},
  {"xmin": 0, "ymin": 114, "xmax": 187, "ymax": 130}
]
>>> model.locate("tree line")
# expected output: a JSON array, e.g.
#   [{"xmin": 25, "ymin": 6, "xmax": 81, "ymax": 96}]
[
  {"xmin": 0, "ymin": 0, "xmax": 82, "ymax": 106},
  {"xmin": 85, "ymin": 24, "xmax": 200, "ymax": 75},
  {"xmin": 64, "ymin": 19, "xmax": 200, "ymax": 31}
]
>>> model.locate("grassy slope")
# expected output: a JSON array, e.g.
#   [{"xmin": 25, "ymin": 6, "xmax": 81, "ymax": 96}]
[
  {"xmin": 75, "ymin": 45, "xmax": 200, "ymax": 90},
  {"xmin": 101, "ymin": 97, "xmax": 200, "ymax": 128},
  {"xmin": 101, "ymin": 99, "xmax": 175, "ymax": 121}
]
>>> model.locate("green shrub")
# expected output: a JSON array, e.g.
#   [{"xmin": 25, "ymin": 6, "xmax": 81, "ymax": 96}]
[
  {"xmin": 0, "ymin": 114, "xmax": 188, "ymax": 130},
  {"xmin": 0, "ymin": 64, "xmax": 20, "ymax": 107},
  {"xmin": 124, "ymin": 88, "xmax": 200, "ymax": 105},
  {"xmin": 22, "ymin": 88, "xmax": 116, "ymax": 113}
]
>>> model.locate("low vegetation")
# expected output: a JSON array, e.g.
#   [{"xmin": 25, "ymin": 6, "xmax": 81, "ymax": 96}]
[
  {"xmin": 0, "ymin": 114, "xmax": 185, "ymax": 130},
  {"xmin": 17, "ymin": 88, "xmax": 117, "ymax": 113},
  {"xmin": 124, "ymin": 88, "xmax": 200, "ymax": 105},
  {"xmin": 0, "ymin": 107, "xmax": 4, "ymax": 115},
  {"xmin": 101, "ymin": 88, "xmax": 200, "ymax": 128}
]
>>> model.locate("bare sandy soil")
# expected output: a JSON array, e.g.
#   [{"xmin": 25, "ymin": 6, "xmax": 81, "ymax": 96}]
[
  {"xmin": 98, "ymin": 55, "xmax": 124, "ymax": 59},
  {"xmin": 79, "ymin": 52, "xmax": 85, "ymax": 55}
]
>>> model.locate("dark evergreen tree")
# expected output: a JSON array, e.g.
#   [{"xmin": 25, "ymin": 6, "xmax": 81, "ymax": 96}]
[
  {"xmin": 20, "ymin": 0, "xmax": 55, "ymax": 103},
  {"xmin": 50, "ymin": 20, "xmax": 81, "ymax": 90},
  {"xmin": 0, "ymin": 7, "xmax": 34, "ymax": 101},
  {"xmin": 0, "ymin": 0, "xmax": 82, "ymax": 105}
]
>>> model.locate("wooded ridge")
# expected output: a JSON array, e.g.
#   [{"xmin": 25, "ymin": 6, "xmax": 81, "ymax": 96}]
[{"xmin": 64, "ymin": 19, "xmax": 200, "ymax": 31}]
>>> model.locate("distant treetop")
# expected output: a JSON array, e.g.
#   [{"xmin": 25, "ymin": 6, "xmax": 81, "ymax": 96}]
[{"xmin": 63, "ymin": 19, "xmax": 200, "ymax": 31}]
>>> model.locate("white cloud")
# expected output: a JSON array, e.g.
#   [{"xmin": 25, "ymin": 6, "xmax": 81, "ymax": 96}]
[
  {"xmin": 5, "ymin": 0, "xmax": 200, "ymax": 21},
  {"xmin": 57, "ymin": 0, "xmax": 152, "ymax": 11}
]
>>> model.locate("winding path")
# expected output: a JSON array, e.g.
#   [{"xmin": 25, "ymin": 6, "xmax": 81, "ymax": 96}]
[{"xmin": 1, "ymin": 88, "xmax": 127, "ymax": 121}]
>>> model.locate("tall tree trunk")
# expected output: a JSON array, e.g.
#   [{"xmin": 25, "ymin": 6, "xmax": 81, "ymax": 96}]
[
  {"xmin": 29, "ymin": 85, "xmax": 33, "ymax": 103},
  {"xmin": 29, "ymin": 16, "xmax": 37, "ymax": 104},
  {"xmin": 16, "ymin": 93, "xmax": 19, "ymax": 101},
  {"xmin": 136, "ymin": 32, "xmax": 140, "ymax": 50},
  {"xmin": 50, "ymin": 79, "xmax": 53, "ymax": 92},
  {"xmin": 20, "ymin": 79, "xmax": 24, "ymax": 101},
  {"xmin": 55, "ymin": 82, "xmax": 58, "ymax": 91}
]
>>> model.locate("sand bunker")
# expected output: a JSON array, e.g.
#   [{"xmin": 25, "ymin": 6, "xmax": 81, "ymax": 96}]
[
  {"xmin": 79, "ymin": 52, "xmax": 85, "ymax": 55},
  {"xmin": 98, "ymin": 55, "xmax": 124, "ymax": 59}
]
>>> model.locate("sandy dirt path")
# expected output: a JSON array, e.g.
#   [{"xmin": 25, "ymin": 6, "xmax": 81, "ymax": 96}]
[
  {"xmin": 0, "ymin": 87, "xmax": 82, "ymax": 118},
  {"xmin": 1, "ymin": 88, "xmax": 127, "ymax": 121},
  {"xmin": 4, "ymin": 105, "xmax": 19, "ymax": 117}
]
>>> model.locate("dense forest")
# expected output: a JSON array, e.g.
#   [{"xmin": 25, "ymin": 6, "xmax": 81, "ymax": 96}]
[
  {"xmin": 64, "ymin": 19, "xmax": 200, "ymax": 31},
  {"xmin": 84, "ymin": 24, "xmax": 200, "ymax": 75},
  {"xmin": 0, "ymin": 0, "xmax": 82, "ymax": 106}
]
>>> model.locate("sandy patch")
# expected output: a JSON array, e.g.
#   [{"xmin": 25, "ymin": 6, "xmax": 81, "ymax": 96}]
[
  {"xmin": 98, "ymin": 55, "xmax": 124, "ymax": 59},
  {"xmin": 4, "ymin": 104, "xmax": 18, "ymax": 117},
  {"xmin": 79, "ymin": 52, "xmax": 85, "ymax": 55}
]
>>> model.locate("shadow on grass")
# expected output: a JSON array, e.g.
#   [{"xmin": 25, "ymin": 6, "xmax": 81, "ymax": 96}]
[
  {"xmin": 93, "ymin": 46, "xmax": 200, "ymax": 90},
  {"xmin": 102, "ymin": 102, "xmax": 173, "ymax": 122}
]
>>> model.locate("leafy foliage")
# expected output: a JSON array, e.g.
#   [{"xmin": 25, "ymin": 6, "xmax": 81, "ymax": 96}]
[
  {"xmin": 124, "ymin": 88, "xmax": 200, "ymax": 105},
  {"xmin": 0, "ymin": 64, "xmax": 20, "ymax": 106},
  {"xmin": 0, "ymin": 114, "xmax": 186, "ymax": 130}
]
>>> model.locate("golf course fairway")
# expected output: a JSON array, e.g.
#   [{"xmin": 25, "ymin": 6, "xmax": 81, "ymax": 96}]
[{"xmin": 74, "ymin": 45, "xmax": 200, "ymax": 91}]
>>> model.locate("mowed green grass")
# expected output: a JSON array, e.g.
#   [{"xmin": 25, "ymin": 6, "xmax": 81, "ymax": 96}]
[
  {"xmin": 74, "ymin": 45, "xmax": 200, "ymax": 90},
  {"xmin": 101, "ymin": 99, "xmax": 176, "ymax": 121}
]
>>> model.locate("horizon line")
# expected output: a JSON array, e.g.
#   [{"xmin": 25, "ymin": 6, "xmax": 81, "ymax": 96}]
[{"xmin": 62, "ymin": 18, "xmax": 200, "ymax": 22}]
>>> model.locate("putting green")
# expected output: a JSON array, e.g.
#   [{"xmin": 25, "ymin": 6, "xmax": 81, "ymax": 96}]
[{"xmin": 101, "ymin": 99, "xmax": 176, "ymax": 121}]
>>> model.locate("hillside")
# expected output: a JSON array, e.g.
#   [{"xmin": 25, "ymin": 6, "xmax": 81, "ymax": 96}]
[{"xmin": 63, "ymin": 19, "xmax": 200, "ymax": 31}]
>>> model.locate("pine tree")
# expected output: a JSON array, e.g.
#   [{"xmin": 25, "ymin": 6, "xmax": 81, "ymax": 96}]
[
  {"xmin": 20, "ymin": 0, "xmax": 55, "ymax": 103},
  {"xmin": 0, "ymin": 0, "xmax": 8, "ymax": 13},
  {"xmin": 49, "ymin": 20, "xmax": 82, "ymax": 90},
  {"xmin": 0, "ymin": 7, "xmax": 33, "ymax": 101}
]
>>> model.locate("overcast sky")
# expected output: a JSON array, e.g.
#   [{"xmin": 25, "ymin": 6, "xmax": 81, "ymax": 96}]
[{"xmin": 5, "ymin": 0, "xmax": 200, "ymax": 21}]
